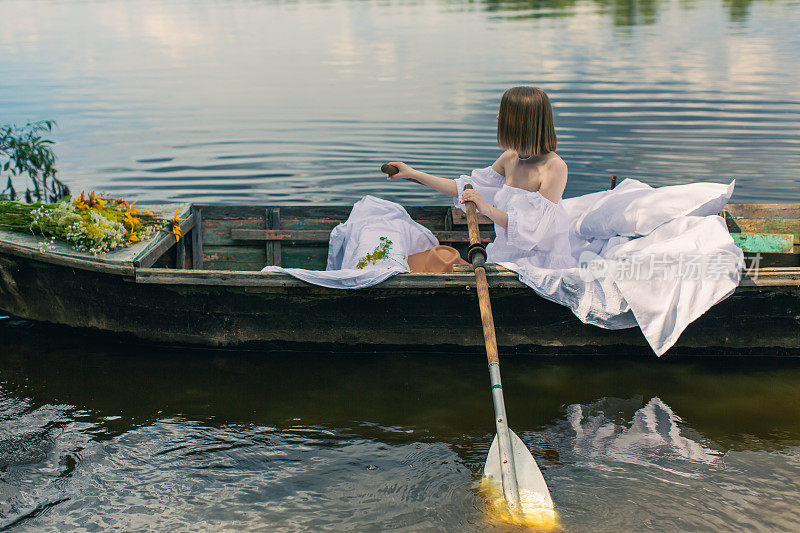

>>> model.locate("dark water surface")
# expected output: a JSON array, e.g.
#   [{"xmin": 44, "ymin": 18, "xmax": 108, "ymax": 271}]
[
  {"xmin": 2, "ymin": 0, "xmax": 800, "ymax": 204},
  {"xmin": 2, "ymin": 320, "xmax": 800, "ymax": 531}
]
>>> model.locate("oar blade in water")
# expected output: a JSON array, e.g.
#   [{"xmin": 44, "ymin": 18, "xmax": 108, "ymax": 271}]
[{"xmin": 483, "ymin": 430, "xmax": 555, "ymax": 525}]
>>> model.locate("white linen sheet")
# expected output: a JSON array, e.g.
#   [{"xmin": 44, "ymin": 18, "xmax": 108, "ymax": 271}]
[
  {"xmin": 261, "ymin": 195, "xmax": 437, "ymax": 289},
  {"xmin": 261, "ymin": 171, "xmax": 743, "ymax": 356}
]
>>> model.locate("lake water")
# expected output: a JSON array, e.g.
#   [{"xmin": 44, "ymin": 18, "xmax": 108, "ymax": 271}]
[
  {"xmin": 1, "ymin": 0, "xmax": 799, "ymax": 204},
  {"xmin": 2, "ymin": 321, "xmax": 800, "ymax": 531},
  {"xmin": 3, "ymin": 0, "xmax": 800, "ymax": 531}
]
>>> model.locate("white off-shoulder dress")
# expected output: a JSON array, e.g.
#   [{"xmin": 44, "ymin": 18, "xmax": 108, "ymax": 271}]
[
  {"xmin": 452, "ymin": 166, "xmax": 742, "ymax": 356},
  {"xmin": 452, "ymin": 166, "xmax": 577, "ymax": 270}
]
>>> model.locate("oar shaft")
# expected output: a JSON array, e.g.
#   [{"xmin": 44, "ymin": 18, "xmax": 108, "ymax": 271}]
[
  {"xmin": 474, "ymin": 267, "xmax": 499, "ymax": 364},
  {"xmin": 464, "ymin": 192, "xmax": 501, "ymax": 365},
  {"xmin": 488, "ymin": 361, "xmax": 519, "ymax": 508},
  {"xmin": 464, "ymin": 185, "xmax": 521, "ymax": 512}
]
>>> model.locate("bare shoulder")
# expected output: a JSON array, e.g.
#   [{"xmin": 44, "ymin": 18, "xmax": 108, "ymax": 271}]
[
  {"xmin": 546, "ymin": 152, "xmax": 567, "ymax": 172},
  {"xmin": 545, "ymin": 153, "xmax": 568, "ymax": 181},
  {"xmin": 537, "ymin": 153, "xmax": 568, "ymax": 202},
  {"xmin": 491, "ymin": 150, "xmax": 515, "ymax": 176}
]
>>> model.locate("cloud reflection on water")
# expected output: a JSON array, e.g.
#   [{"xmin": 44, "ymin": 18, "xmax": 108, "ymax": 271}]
[{"xmin": 1, "ymin": 0, "xmax": 799, "ymax": 203}]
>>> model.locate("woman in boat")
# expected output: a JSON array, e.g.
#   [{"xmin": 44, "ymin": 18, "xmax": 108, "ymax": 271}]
[{"xmin": 386, "ymin": 86, "xmax": 576, "ymax": 269}]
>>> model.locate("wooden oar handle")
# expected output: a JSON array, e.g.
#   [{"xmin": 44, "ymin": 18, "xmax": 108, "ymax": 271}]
[
  {"xmin": 381, "ymin": 163, "xmax": 399, "ymax": 176},
  {"xmin": 463, "ymin": 184, "xmax": 482, "ymax": 246},
  {"xmin": 381, "ymin": 163, "xmax": 423, "ymax": 185},
  {"xmin": 463, "ymin": 185, "xmax": 488, "ymax": 267}
]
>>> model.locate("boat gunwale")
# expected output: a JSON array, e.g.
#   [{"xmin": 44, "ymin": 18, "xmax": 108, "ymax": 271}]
[
  {"xmin": 134, "ymin": 266, "xmax": 799, "ymax": 290},
  {"xmin": 0, "ymin": 237, "xmax": 134, "ymax": 276},
  {"xmin": 2, "ymin": 235, "xmax": 799, "ymax": 291}
]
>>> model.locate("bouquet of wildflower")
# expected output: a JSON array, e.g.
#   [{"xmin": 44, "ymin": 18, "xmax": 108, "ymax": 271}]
[{"xmin": 0, "ymin": 192, "xmax": 166, "ymax": 255}]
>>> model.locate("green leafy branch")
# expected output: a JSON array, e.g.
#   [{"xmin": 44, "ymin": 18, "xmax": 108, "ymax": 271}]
[{"xmin": 1, "ymin": 120, "xmax": 70, "ymax": 203}]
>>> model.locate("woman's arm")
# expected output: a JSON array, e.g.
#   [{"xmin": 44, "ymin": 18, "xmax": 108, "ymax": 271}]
[
  {"xmin": 386, "ymin": 161, "xmax": 457, "ymax": 197},
  {"xmin": 461, "ymin": 188, "xmax": 509, "ymax": 229}
]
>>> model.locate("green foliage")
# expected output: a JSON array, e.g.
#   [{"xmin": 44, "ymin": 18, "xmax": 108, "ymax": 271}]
[
  {"xmin": 0, "ymin": 120, "xmax": 69, "ymax": 203},
  {"xmin": 0, "ymin": 200, "xmax": 46, "ymax": 231},
  {"xmin": 356, "ymin": 237, "xmax": 394, "ymax": 269}
]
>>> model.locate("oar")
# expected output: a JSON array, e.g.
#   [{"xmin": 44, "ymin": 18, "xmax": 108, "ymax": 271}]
[
  {"xmin": 380, "ymin": 163, "xmax": 423, "ymax": 184},
  {"xmin": 462, "ymin": 184, "xmax": 555, "ymax": 523}
]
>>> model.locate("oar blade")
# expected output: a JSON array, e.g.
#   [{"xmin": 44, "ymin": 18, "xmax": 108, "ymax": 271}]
[{"xmin": 483, "ymin": 430, "xmax": 555, "ymax": 523}]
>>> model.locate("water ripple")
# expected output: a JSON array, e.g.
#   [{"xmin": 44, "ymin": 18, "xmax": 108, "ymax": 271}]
[{"xmin": 2, "ymin": 0, "xmax": 799, "ymax": 204}]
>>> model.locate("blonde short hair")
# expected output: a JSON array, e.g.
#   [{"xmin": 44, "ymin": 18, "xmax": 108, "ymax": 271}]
[{"xmin": 497, "ymin": 86, "xmax": 557, "ymax": 156}]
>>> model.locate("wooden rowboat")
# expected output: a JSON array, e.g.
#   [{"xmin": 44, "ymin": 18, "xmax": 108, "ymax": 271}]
[{"xmin": 1, "ymin": 202, "xmax": 799, "ymax": 354}]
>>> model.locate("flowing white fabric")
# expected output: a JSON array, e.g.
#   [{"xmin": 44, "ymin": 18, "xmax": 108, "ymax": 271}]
[
  {"xmin": 603, "ymin": 216, "xmax": 743, "ymax": 352},
  {"xmin": 263, "ymin": 167, "xmax": 743, "ymax": 356},
  {"xmin": 573, "ymin": 179, "xmax": 736, "ymax": 239},
  {"xmin": 261, "ymin": 195, "xmax": 437, "ymax": 289},
  {"xmin": 452, "ymin": 167, "xmax": 742, "ymax": 356}
]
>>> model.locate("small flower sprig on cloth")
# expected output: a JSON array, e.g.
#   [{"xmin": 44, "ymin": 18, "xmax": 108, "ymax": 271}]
[{"xmin": 356, "ymin": 237, "xmax": 394, "ymax": 269}]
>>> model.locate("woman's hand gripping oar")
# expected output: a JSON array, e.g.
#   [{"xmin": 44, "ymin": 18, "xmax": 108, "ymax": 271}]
[
  {"xmin": 381, "ymin": 163, "xmax": 423, "ymax": 184},
  {"xmin": 463, "ymin": 185, "xmax": 556, "ymax": 527}
]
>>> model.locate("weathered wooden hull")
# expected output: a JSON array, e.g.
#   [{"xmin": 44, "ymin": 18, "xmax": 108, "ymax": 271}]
[{"xmin": 1, "ymin": 246, "xmax": 799, "ymax": 354}]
